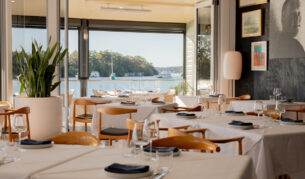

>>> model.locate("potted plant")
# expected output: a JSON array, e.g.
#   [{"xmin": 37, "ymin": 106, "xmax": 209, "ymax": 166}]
[{"xmin": 14, "ymin": 39, "xmax": 67, "ymax": 140}]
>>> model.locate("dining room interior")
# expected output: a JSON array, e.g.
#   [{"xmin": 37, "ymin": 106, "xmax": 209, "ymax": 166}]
[{"xmin": 0, "ymin": 0, "xmax": 305, "ymax": 178}]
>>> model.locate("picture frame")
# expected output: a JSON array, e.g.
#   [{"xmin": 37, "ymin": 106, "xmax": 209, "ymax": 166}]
[
  {"xmin": 242, "ymin": 9, "xmax": 262, "ymax": 38},
  {"xmin": 251, "ymin": 41, "xmax": 267, "ymax": 71},
  {"xmin": 239, "ymin": 0, "xmax": 268, "ymax": 8}
]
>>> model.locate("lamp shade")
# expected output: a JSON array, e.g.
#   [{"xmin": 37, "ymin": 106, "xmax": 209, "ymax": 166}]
[{"xmin": 223, "ymin": 51, "xmax": 242, "ymax": 80}]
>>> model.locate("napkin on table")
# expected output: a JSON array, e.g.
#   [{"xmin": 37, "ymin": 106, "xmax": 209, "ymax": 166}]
[
  {"xmin": 21, "ymin": 139, "xmax": 52, "ymax": 145},
  {"xmin": 104, "ymin": 163, "xmax": 149, "ymax": 174},
  {"xmin": 229, "ymin": 120, "xmax": 253, "ymax": 126}
]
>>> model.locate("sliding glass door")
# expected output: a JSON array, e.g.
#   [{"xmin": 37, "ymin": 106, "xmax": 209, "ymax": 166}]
[{"xmin": 195, "ymin": 0, "xmax": 218, "ymax": 96}]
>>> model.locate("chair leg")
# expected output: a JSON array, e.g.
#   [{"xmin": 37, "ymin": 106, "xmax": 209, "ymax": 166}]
[
  {"xmin": 85, "ymin": 123, "xmax": 87, "ymax": 132},
  {"xmin": 109, "ymin": 139, "xmax": 112, "ymax": 146},
  {"xmin": 73, "ymin": 120, "xmax": 76, "ymax": 131},
  {"xmin": 296, "ymin": 112, "xmax": 299, "ymax": 121}
]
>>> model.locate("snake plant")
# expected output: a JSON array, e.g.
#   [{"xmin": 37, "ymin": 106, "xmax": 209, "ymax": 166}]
[{"xmin": 17, "ymin": 39, "xmax": 67, "ymax": 97}]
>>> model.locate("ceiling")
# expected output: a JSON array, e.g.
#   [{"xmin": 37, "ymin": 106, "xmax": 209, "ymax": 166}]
[{"xmin": 11, "ymin": 0, "xmax": 205, "ymax": 23}]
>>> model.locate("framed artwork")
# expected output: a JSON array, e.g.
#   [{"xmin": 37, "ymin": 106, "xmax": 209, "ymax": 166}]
[
  {"xmin": 242, "ymin": 9, "xmax": 262, "ymax": 38},
  {"xmin": 239, "ymin": 0, "xmax": 268, "ymax": 8},
  {"xmin": 251, "ymin": 41, "xmax": 267, "ymax": 71}
]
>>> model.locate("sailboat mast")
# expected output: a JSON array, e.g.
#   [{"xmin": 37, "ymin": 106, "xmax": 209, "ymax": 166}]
[{"xmin": 111, "ymin": 58, "xmax": 114, "ymax": 74}]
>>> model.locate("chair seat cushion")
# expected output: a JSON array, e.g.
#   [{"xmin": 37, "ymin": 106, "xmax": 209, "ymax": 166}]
[
  {"xmin": 101, "ymin": 128, "xmax": 128, "ymax": 136},
  {"xmin": 1, "ymin": 128, "xmax": 18, "ymax": 134},
  {"xmin": 76, "ymin": 114, "xmax": 93, "ymax": 119}
]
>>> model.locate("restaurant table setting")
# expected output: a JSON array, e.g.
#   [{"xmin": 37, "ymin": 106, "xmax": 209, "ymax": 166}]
[
  {"xmin": 1, "ymin": 145, "xmax": 254, "ymax": 179},
  {"xmin": 151, "ymin": 111, "xmax": 305, "ymax": 179},
  {"xmin": 91, "ymin": 102, "xmax": 177, "ymax": 137}
]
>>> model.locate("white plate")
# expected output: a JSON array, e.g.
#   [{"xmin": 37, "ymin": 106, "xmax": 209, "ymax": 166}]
[
  {"xmin": 104, "ymin": 170, "xmax": 152, "ymax": 179},
  {"xmin": 229, "ymin": 125, "xmax": 254, "ymax": 130},
  {"xmin": 18, "ymin": 142, "xmax": 53, "ymax": 149},
  {"xmin": 280, "ymin": 121, "xmax": 305, "ymax": 126},
  {"xmin": 176, "ymin": 115, "xmax": 197, "ymax": 119}
]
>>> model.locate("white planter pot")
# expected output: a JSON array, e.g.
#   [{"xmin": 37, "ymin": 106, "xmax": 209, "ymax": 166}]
[{"xmin": 15, "ymin": 96, "xmax": 62, "ymax": 140}]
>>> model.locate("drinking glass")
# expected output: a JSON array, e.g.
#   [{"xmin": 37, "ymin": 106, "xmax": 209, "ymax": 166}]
[
  {"xmin": 143, "ymin": 119, "xmax": 159, "ymax": 155},
  {"xmin": 217, "ymin": 95, "xmax": 225, "ymax": 114},
  {"xmin": 132, "ymin": 123, "xmax": 149, "ymax": 152},
  {"xmin": 12, "ymin": 114, "xmax": 27, "ymax": 144},
  {"xmin": 254, "ymin": 101, "xmax": 264, "ymax": 118},
  {"xmin": 273, "ymin": 88, "xmax": 282, "ymax": 100},
  {"xmin": 276, "ymin": 103, "xmax": 286, "ymax": 119},
  {"xmin": 156, "ymin": 151, "xmax": 174, "ymax": 172}
]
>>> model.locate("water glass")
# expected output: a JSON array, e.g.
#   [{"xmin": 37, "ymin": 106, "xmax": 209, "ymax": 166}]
[
  {"xmin": 5, "ymin": 142, "xmax": 21, "ymax": 161},
  {"xmin": 217, "ymin": 95, "xmax": 225, "ymax": 114},
  {"xmin": 132, "ymin": 123, "xmax": 149, "ymax": 151},
  {"xmin": 13, "ymin": 114, "xmax": 27, "ymax": 144},
  {"xmin": 254, "ymin": 101, "xmax": 264, "ymax": 117},
  {"xmin": 276, "ymin": 103, "xmax": 286, "ymax": 119},
  {"xmin": 156, "ymin": 151, "xmax": 174, "ymax": 172}
]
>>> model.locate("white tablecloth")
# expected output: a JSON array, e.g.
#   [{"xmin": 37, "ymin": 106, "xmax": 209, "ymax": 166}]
[
  {"xmin": 229, "ymin": 100, "xmax": 305, "ymax": 120},
  {"xmin": 0, "ymin": 145, "xmax": 97, "ymax": 179},
  {"xmin": 174, "ymin": 96, "xmax": 200, "ymax": 107},
  {"xmin": 34, "ymin": 147, "xmax": 255, "ymax": 179},
  {"xmin": 151, "ymin": 112, "xmax": 305, "ymax": 179},
  {"xmin": 92, "ymin": 102, "xmax": 176, "ymax": 137}
]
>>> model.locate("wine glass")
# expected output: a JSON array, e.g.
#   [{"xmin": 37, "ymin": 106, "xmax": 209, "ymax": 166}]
[
  {"xmin": 12, "ymin": 114, "xmax": 27, "ymax": 144},
  {"xmin": 132, "ymin": 123, "xmax": 149, "ymax": 153},
  {"xmin": 217, "ymin": 95, "xmax": 225, "ymax": 114},
  {"xmin": 143, "ymin": 119, "xmax": 159, "ymax": 155},
  {"xmin": 276, "ymin": 103, "xmax": 286, "ymax": 119},
  {"xmin": 273, "ymin": 88, "xmax": 282, "ymax": 101},
  {"xmin": 254, "ymin": 101, "xmax": 264, "ymax": 118}
]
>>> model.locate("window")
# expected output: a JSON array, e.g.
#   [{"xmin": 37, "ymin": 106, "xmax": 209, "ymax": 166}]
[{"xmin": 88, "ymin": 30, "xmax": 184, "ymax": 96}]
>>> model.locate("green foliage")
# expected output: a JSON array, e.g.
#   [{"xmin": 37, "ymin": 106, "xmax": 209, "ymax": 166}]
[
  {"xmin": 171, "ymin": 80, "xmax": 193, "ymax": 96},
  {"xmin": 198, "ymin": 36, "xmax": 211, "ymax": 80},
  {"xmin": 16, "ymin": 39, "xmax": 67, "ymax": 97}
]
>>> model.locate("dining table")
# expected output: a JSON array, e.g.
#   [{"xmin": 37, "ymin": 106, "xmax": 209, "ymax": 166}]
[
  {"xmin": 151, "ymin": 111, "xmax": 305, "ymax": 179},
  {"xmin": 0, "ymin": 144, "xmax": 256, "ymax": 179},
  {"xmin": 228, "ymin": 100, "xmax": 305, "ymax": 120},
  {"xmin": 91, "ymin": 102, "xmax": 177, "ymax": 137}
]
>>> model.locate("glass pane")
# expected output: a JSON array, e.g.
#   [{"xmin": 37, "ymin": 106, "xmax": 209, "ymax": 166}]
[
  {"xmin": 60, "ymin": 29, "xmax": 80, "ymax": 97},
  {"xmin": 12, "ymin": 0, "xmax": 47, "ymax": 95},
  {"xmin": 197, "ymin": 6, "xmax": 212, "ymax": 95},
  {"xmin": 88, "ymin": 31, "xmax": 183, "ymax": 96}
]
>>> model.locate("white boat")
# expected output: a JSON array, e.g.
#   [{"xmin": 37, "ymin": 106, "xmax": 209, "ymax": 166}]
[
  {"xmin": 109, "ymin": 58, "xmax": 116, "ymax": 80},
  {"xmin": 90, "ymin": 71, "xmax": 100, "ymax": 78},
  {"xmin": 156, "ymin": 72, "xmax": 172, "ymax": 79}
]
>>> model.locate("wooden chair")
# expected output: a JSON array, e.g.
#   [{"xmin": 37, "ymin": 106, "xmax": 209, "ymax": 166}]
[
  {"xmin": 1, "ymin": 107, "xmax": 31, "ymax": 142},
  {"xmin": 246, "ymin": 110, "xmax": 280, "ymax": 119},
  {"xmin": 152, "ymin": 135, "xmax": 220, "ymax": 153},
  {"xmin": 73, "ymin": 99, "xmax": 110, "ymax": 132},
  {"xmin": 168, "ymin": 128, "xmax": 244, "ymax": 155},
  {"xmin": 97, "ymin": 107, "xmax": 137, "ymax": 146},
  {"xmin": 237, "ymin": 94, "xmax": 251, "ymax": 100},
  {"xmin": 286, "ymin": 107, "xmax": 305, "ymax": 120},
  {"xmin": 49, "ymin": 132, "xmax": 100, "ymax": 146},
  {"xmin": 162, "ymin": 105, "xmax": 202, "ymax": 113}
]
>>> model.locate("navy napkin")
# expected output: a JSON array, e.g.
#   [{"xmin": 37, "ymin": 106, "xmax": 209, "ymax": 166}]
[
  {"xmin": 21, "ymin": 139, "xmax": 52, "ymax": 145},
  {"xmin": 209, "ymin": 94, "xmax": 221, "ymax": 97},
  {"xmin": 104, "ymin": 163, "xmax": 149, "ymax": 174},
  {"xmin": 281, "ymin": 118, "xmax": 303, "ymax": 123},
  {"xmin": 118, "ymin": 95, "xmax": 129, "ymax": 98},
  {"xmin": 121, "ymin": 101, "xmax": 136, "ymax": 105},
  {"xmin": 229, "ymin": 120, "xmax": 253, "ymax": 126},
  {"xmin": 144, "ymin": 146, "xmax": 179, "ymax": 153},
  {"xmin": 283, "ymin": 99, "xmax": 293, "ymax": 103},
  {"xmin": 152, "ymin": 101, "xmax": 165, "ymax": 104},
  {"xmin": 176, "ymin": 113, "xmax": 196, "ymax": 117},
  {"xmin": 90, "ymin": 95, "xmax": 102, "ymax": 98},
  {"xmin": 225, "ymin": 111, "xmax": 244, "ymax": 114},
  {"xmin": 148, "ymin": 90, "xmax": 153, "ymax": 93}
]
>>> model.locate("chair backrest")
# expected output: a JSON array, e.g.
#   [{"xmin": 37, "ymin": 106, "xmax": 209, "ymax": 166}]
[
  {"xmin": 152, "ymin": 135, "xmax": 220, "ymax": 153},
  {"xmin": 238, "ymin": 94, "xmax": 251, "ymax": 100},
  {"xmin": 97, "ymin": 108, "xmax": 137, "ymax": 115},
  {"xmin": 166, "ymin": 89, "xmax": 176, "ymax": 96},
  {"xmin": 0, "ymin": 101, "xmax": 13, "ymax": 108},
  {"xmin": 74, "ymin": 99, "xmax": 100, "ymax": 117},
  {"xmin": 49, "ymin": 132, "xmax": 100, "ymax": 146},
  {"xmin": 263, "ymin": 110, "xmax": 280, "ymax": 119}
]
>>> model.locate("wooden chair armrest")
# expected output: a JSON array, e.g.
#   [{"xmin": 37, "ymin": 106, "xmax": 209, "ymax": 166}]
[
  {"xmin": 173, "ymin": 106, "xmax": 190, "ymax": 110},
  {"xmin": 209, "ymin": 136, "xmax": 244, "ymax": 143},
  {"xmin": 184, "ymin": 128, "xmax": 207, "ymax": 134},
  {"xmin": 4, "ymin": 108, "xmax": 16, "ymax": 112},
  {"xmin": 95, "ymin": 100, "xmax": 112, "ymax": 105},
  {"xmin": 158, "ymin": 125, "xmax": 190, "ymax": 131},
  {"xmin": 162, "ymin": 108, "xmax": 181, "ymax": 113}
]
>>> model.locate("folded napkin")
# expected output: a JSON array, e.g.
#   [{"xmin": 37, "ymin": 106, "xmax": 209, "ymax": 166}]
[
  {"xmin": 148, "ymin": 90, "xmax": 153, "ymax": 93},
  {"xmin": 209, "ymin": 94, "xmax": 221, "ymax": 97},
  {"xmin": 90, "ymin": 95, "xmax": 102, "ymax": 98},
  {"xmin": 144, "ymin": 146, "xmax": 179, "ymax": 153},
  {"xmin": 151, "ymin": 100, "xmax": 165, "ymax": 104},
  {"xmin": 21, "ymin": 139, "xmax": 52, "ymax": 145},
  {"xmin": 118, "ymin": 95, "xmax": 129, "ymax": 98},
  {"xmin": 104, "ymin": 163, "xmax": 149, "ymax": 174},
  {"xmin": 281, "ymin": 118, "xmax": 303, "ymax": 123},
  {"xmin": 121, "ymin": 101, "xmax": 136, "ymax": 105},
  {"xmin": 229, "ymin": 120, "xmax": 253, "ymax": 126},
  {"xmin": 283, "ymin": 99, "xmax": 293, "ymax": 103},
  {"xmin": 225, "ymin": 111, "xmax": 244, "ymax": 114},
  {"xmin": 176, "ymin": 113, "xmax": 196, "ymax": 117}
]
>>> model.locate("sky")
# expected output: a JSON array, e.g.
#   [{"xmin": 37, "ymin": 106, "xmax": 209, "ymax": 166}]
[{"xmin": 12, "ymin": 28, "xmax": 183, "ymax": 67}]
